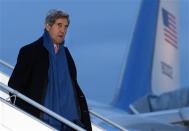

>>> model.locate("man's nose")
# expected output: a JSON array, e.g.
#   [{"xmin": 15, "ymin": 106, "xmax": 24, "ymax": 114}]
[{"xmin": 60, "ymin": 28, "xmax": 66, "ymax": 34}]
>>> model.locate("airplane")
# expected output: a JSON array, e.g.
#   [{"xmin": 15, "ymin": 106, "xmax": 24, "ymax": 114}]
[
  {"xmin": 88, "ymin": 0, "xmax": 189, "ymax": 130},
  {"xmin": 0, "ymin": 0, "xmax": 189, "ymax": 131}
]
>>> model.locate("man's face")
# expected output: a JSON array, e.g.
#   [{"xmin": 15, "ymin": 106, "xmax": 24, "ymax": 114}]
[{"xmin": 45, "ymin": 18, "xmax": 68, "ymax": 45}]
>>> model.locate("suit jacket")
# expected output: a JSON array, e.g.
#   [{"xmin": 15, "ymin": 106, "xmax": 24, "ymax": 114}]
[{"xmin": 8, "ymin": 37, "xmax": 92, "ymax": 131}]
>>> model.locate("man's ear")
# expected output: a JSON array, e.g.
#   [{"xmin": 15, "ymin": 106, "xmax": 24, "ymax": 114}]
[{"xmin": 45, "ymin": 24, "xmax": 51, "ymax": 31}]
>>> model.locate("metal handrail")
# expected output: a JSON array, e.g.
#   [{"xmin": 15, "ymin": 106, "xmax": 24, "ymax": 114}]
[
  {"xmin": 0, "ymin": 59, "xmax": 14, "ymax": 70},
  {"xmin": 0, "ymin": 82, "xmax": 86, "ymax": 131},
  {"xmin": 90, "ymin": 110, "xmax": 127, "ymax": 131},
  {"xmin": 0, "ymin": 59, "xmax": 127, "ymax": 131}
]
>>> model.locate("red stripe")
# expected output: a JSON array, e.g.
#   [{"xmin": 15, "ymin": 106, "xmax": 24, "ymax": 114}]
[
  {"xmin": 168, "ymin": 16, "xmax": 176, "ymax": 24},
  {"xmin": 168, "ymin": 12, "xmax": 176, "ymax": 20},
  {"xmin": 168, "ymin": 22, "xmax": 176, "ymax": 30},
  {"xmin": 168, "ymin": 26, "xmax": 177, "ymax": 34},
  {"xmin": 166, "ymin": 28, "xmax": 177, "ymax": 40},
  {"xmin": 164, "ymin": 33, "xmax": 177, "ymax": 44},
  {"xmin": 164, "ymin": 28, "xmax": 177, "ymax": 40},
  {"xmin": 165, "ymin": 38, "xmax": 178, "ymax": 48}
]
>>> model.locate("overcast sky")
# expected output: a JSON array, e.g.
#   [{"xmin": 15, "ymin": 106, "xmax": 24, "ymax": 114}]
[{"xmin": 0, "ymin": 0, "xmax": 188, "ymax": 103}]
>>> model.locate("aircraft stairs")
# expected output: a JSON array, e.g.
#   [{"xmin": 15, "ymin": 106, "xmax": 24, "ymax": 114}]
[{"xmin": 0, "ymin": 59, "xmax": 128, "ymax": 131}]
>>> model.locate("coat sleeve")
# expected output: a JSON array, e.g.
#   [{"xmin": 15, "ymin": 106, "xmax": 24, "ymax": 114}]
[{"xmin": 8, "ymin": 46, "xmax": 32, "ymax": 92}]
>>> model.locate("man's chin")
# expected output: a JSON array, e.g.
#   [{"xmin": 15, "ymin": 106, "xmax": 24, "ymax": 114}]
[{"xmin": 55, "ymin": 40, "xmax": 64, "ymax": 45}]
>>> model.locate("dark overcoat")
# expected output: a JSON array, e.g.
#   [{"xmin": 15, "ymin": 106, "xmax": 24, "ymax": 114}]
[{"xmin": 8, "ymin": 37, "xmax": 92, "ymax": 131}]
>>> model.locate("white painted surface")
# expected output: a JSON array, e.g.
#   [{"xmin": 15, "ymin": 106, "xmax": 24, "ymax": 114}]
[
  {"xmin": 0, "ymin": 71, "xmax": 9, "ymax": 99},
  {"xmin": 152, "ymin": 0, "xmax": 180, "ymax": 95},
  {"xmin": 0, "ymin": 99, "xmax": 56, "ymax": 131}
]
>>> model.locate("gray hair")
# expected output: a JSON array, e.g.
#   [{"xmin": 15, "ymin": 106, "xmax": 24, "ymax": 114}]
[{"xmin": 45, "ymin": 9, "xmax": 70, "ymax": 26}]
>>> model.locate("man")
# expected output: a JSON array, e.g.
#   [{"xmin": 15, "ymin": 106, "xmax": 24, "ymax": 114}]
[{"xmin": 8, "ymin": 9, "xmax": 92, "ymax": 131}]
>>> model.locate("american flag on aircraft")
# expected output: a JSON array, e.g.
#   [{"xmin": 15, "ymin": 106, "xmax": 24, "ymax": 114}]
[{"xmin": 162, "ymin": 8, "xmax": 178, "ymax": 48}]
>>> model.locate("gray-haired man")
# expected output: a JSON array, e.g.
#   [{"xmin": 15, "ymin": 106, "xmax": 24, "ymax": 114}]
[{"xmin": 8, "ymin": 9, "xmax": 92, "ymax": 131}]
